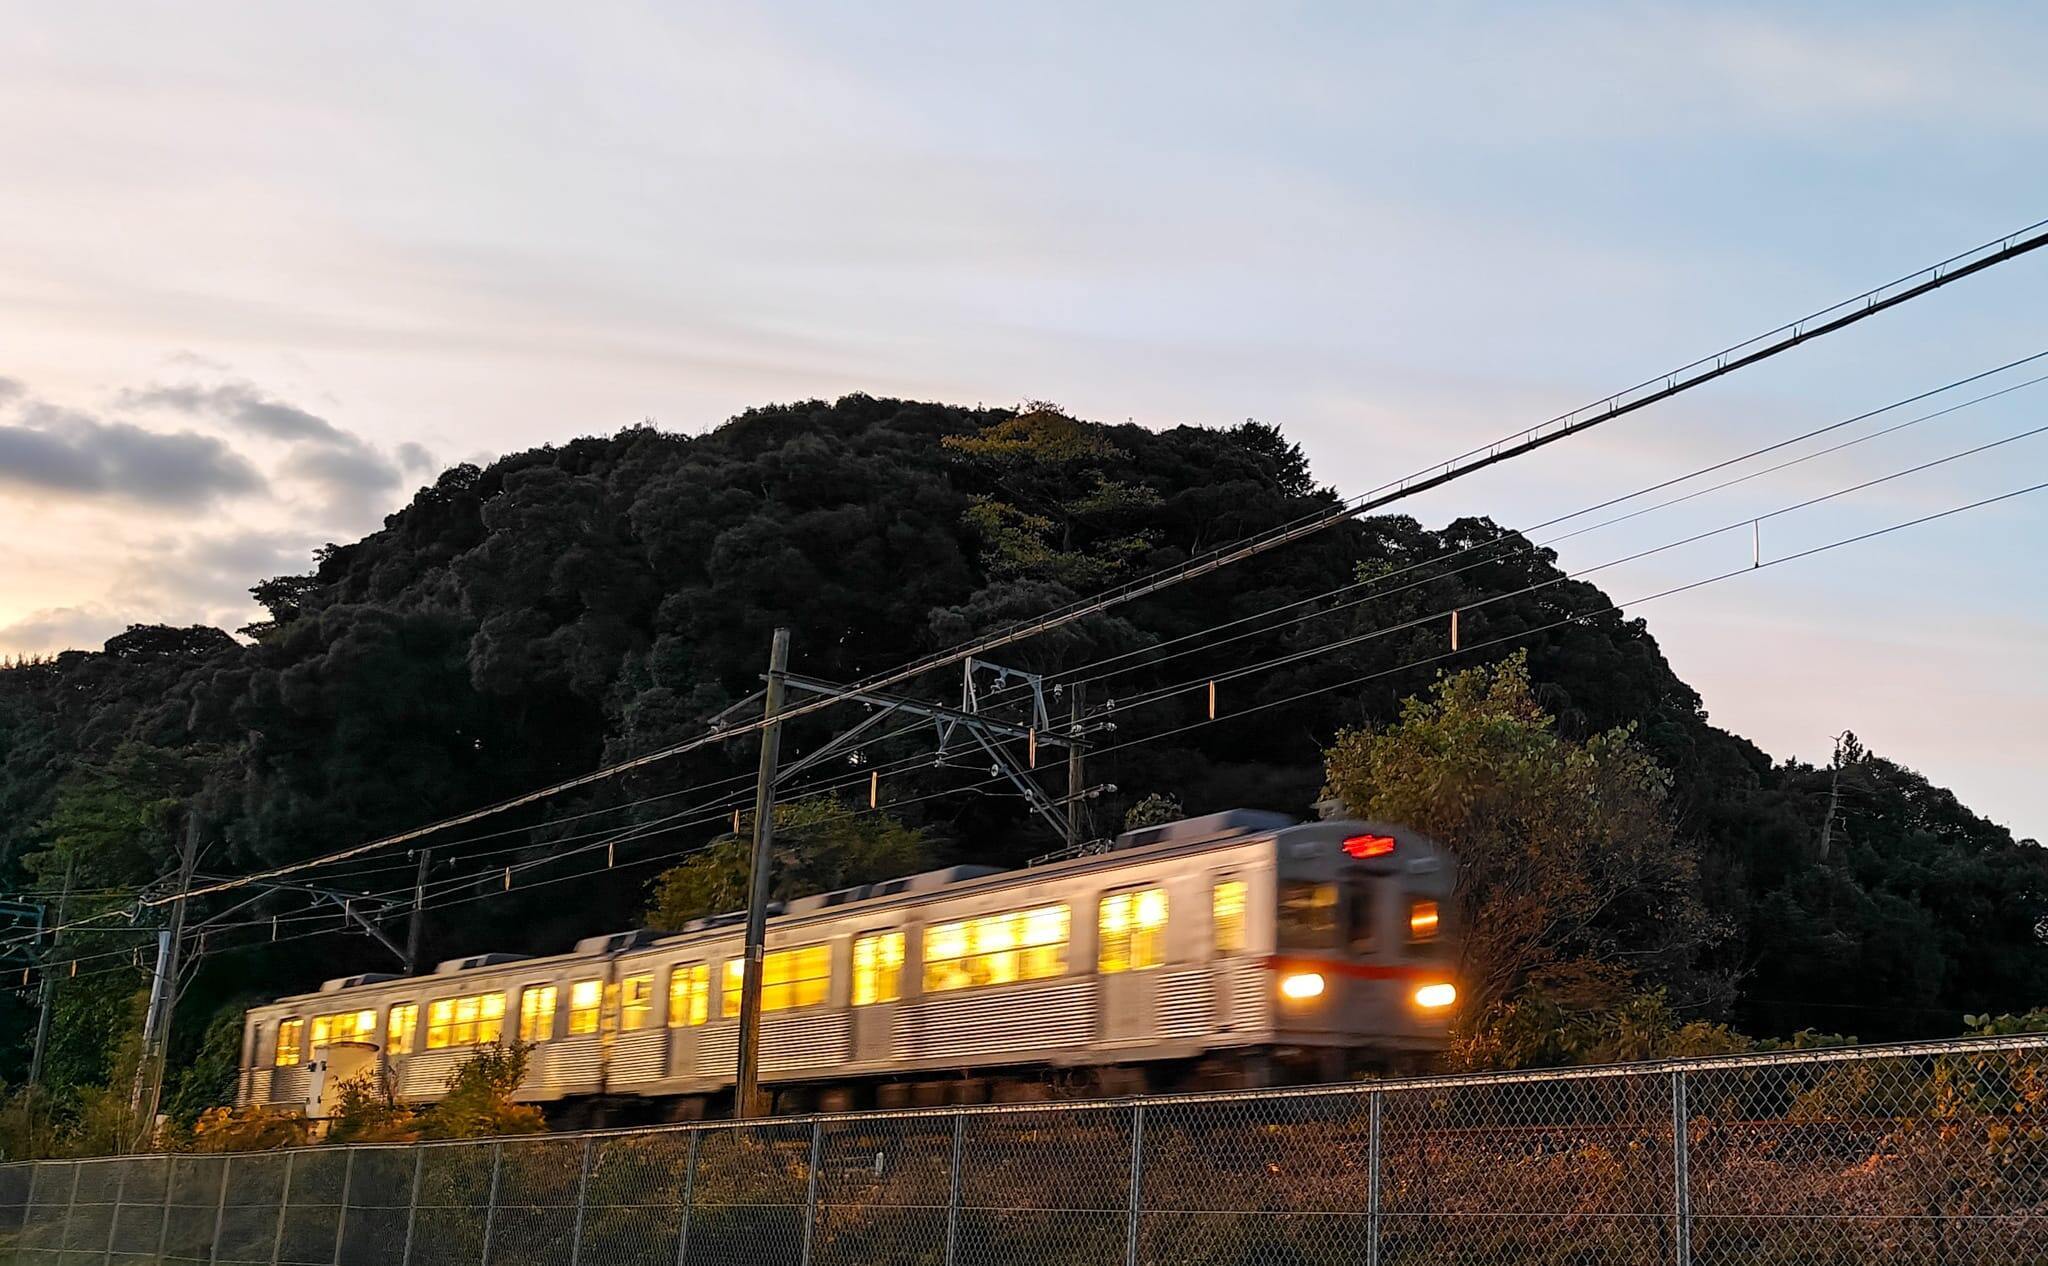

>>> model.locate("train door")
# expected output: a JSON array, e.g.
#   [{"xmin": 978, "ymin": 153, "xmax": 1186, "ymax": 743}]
[
  {"xmin": 1098, "ymin": 884, "xmax": 1168, "ymax": 1043},
  {"xmin": 850, "ymin": 928, "xmax": 905, "ymax": 1063},
  {"xmin": 1210, "ymin": 873, "xmax": 1250, "ymax": 1033}
]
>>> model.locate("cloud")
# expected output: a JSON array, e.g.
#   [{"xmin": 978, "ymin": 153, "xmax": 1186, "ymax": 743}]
[
  {"xmin": 0, "ymin": 604, "xmax": 130, "ymax": 657},
  {"xmin": 0, "ymin": 403, "xmax": 266, "ymax": 507},
  {"xmin": 281, "ymin": 443, "xmax": 402, "ymax": 517},
  {"xmin": 0, "ymin": 377, "xmax": 24, "ymax": 407},
  {"xmin": 395, "ymin": 441, "xmax": 437, "ymax": 474},
  {"xmin": 121, "ymin": 380, "xmax": 353, "ymax": 446},
  {"xmin": 117, "ymin": 373, "xmax": 423, "ymax": 522}
]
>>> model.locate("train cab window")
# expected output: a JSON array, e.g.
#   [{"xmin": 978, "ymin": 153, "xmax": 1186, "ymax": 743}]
[
  {"xmin": 668, "ymin": 964, "xmax": 710, "ymax": 1027},
  {"xmin": 1099, "ymin": 888, "xmax": 1168, "ymax": 973},
  {"xmin": 1276, "ymin": 882, "xmax": 1339, "ymax": 950},
  {"xmin": 387, "ymin": 1003, "xmax": 418, "ymax": 1055},
  {"xmin": 620, "ymin": 974, "xmax": 656, "ymax": 1031},
  {"xmin": 1212, "ymin": 880, "xmax": 1248, "ymax": 955},
  {"xmin": 1408, "ymin": 899, "xmax": 1441, "ymax": 944},
  {"xmin": 427, "ymin": 991, "xmax": 506, "ymax": 1050},
  {"xmin": 274, "ymin": 1019, "xmax": 304, "ymax": 1067},
  {"xmin": 1346, "ymin": 881, "xmax": 1377, "ymax": 955},
  {"xmin": 311, "ymin": 1009, "xmax": 376, "ymax": 1049},
  {"xmin": 923, "ymin": 904, "xmax": 1069, "ymax": 994},
  {"xmin": 519, "ymin": 986, "xmax": 558, "ymax": 1042},
  {"xmin": 721, "ymin": 944, "xmax": 831, "ymax": 1017},
  {"xmin": 852, "ymin": 932, "xmax": 905, "ymax": 1005},
  {"xmin": 567, "ymin": 980, "xmax": 604, "ymax": 1036}
]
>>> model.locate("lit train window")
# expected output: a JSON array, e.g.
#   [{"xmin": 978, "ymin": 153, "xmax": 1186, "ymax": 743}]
[
  {"xmin": 668, "ymin": 964, "xmax": 709, "ymax": 1027},
  {"xmin": 1408, "ymin": 899, "xmax": 1441, "ymax": 942},
  {"xmin": 1213, "ymin": 880, "xmax": 1248, "ymax": 955},
  {"xmin": 274, "ymin": 1019, "xmax": 304, "ymax": 1067},
  {"xmin": 852, "ymin": 932, "xmax": 905, "ymax": 1005},
  {"xmin": 1277, "ymin": 882, "xmax": 1339, "ymax": 949},
  {"xmin": 1099, "ymin": 888, "xmax": 1167, "ymax": 973},
  {"xmin": 567, "ymin": 980, "xmax": 604, "ymax": 1035},
  {"xmin": 386, "ymin": 1003, "xmax": 418, "ymax": 1055},
  {"xmin": 426, "ymin": 991, "xmax": 506, "ymax": 1049},
  {"xmin": 620, "ymin": 974, "xmax": 656, "ymax": 1030},
  {"xmin": 519, "ymin": 986, "xmax": 558, "ymax": 1042},
  {"xmin": 722, "ymin": 944, "xmax": 832, "ymax": 1017},
  {"xmin": 310, "ymin": 1009, "xmax": 376, "ymax": 1048},
  {"xmin": 923, "ymin": 904, "xmax": 1069, "ymax": 993}
]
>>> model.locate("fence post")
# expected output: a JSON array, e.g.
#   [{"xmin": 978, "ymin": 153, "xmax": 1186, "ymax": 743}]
[
  {"xmin": 673, "ymin": 1130, "xmax": 700, "ymax": 1266},
  {"xmin": 207, "ymin": 1156, "xmax": 233, "ymax": 1266},
  {"xmin": 269, "ymin": 1150, "xmax": 297, "ymax": 1266},
  {"xmin": 103, "ymin": 1159, "xmax": 129, "ymax": 1266},
  {"xmin": 107, "ymin": 1160, "xmax": 130, "ymax": 1266},
  {"xmin": 799, "ymin": 1120, "xmax": 823, "ymax": 1266},
  {"xmin": 567, "ymin": 1137, "xmax": 596, "ymax": 1266},
  {"xmin": 330, "ymin": 1150, "xmax": 355, "ymax": 1266},
  {"xmin": 1671, "ymin": 1070, "xmax": 1692, "ymax": 1266},
  {"xmin": 1366, "ymin": 1090, "xmax": 1382, "ymax": 1266},
  {"xmin": 61, "ymin": 1158, "xmax": 81, "ymax": 1259},
  {"xmin": 478, "ymin": 1143, "xmax": 503, "ymax": 1266},
  {"xmin": 399, "ymin": 1148, "xmax": 425, "ymax": 1266},
  {"xmin": 942, "ymin": 1113, "xmax": 964, "ymax": 1266},
  {"xmin": 1124, "ymin": 1104, "xmax": 1145, "ymax": 1266},
  {"xmin": 155, "ymin": 1159, "xmax": 176, "ymax": 1266}
]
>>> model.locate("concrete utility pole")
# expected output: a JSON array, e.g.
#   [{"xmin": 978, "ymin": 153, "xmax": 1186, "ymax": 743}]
[
  {"xmin": 26, "ymin": 857, "xmax": 72, "ymax": 1094},
  {"xmin": 404, "ymin": 848, "xmax": 432, "ymax": 975},
  {"xmin": 132, "ymin": 811, "xmax": 200, "ymax": 1147},
  {"xmin": 1066, "ymin": 682, "xmax": 1087, "ymax": 844},
  {"xmin": 1817, "ymin": 732, "xmax": 1849, "ymax": 863},
  {"xmin": 734, "ymin": 627, "xmax": 790, "ymax": 1119}
]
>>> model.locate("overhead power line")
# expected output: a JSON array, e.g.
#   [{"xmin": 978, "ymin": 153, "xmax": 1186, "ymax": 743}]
[{"xmin": 136, "ymin": 215, "xmax": 2048, "ymax": 909}]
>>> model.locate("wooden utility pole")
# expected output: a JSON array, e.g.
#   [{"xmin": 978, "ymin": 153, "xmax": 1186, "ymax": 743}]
[
  {"xmin": 734, "ymin": 627, "xmax": 790, "ymax": 1119},
  {"xmin": 404, "ymin": 848, "xmax": 432, "ymax": 975}
]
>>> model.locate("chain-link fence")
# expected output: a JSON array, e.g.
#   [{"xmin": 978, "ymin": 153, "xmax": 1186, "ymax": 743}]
[{"xmin": 4, "ymin": 1035, "xmax": 2044, "ymax": 1266}]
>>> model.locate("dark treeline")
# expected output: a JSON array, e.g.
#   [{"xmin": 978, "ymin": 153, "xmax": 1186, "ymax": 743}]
[{"xmin": 2, "ymin": 396, "xmax": 2042, "ymax": 1122}]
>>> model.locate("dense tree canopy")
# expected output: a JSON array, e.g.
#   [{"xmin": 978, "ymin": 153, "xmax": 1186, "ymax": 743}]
[
  {"xmin": 1, "ymin": 393, "xmax": 2042, "ymax": 1145},
  {"xmin": 1323, "ymin": 654, "xmax": 1721, "ymax": 1026}
]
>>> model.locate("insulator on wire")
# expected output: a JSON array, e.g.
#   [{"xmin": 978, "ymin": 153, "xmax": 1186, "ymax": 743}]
[
  {"xmin": 1207, "ymin": 680, "xmax": 1217, "ymax": 720},
  {"xmin": 1028, "ymin": 728, "xmax": 1038, "ymax": 768},
  {"xmin": 607, "ymin": 841, "xmax": 615, "ymax": 869},
  {"xmin": 503, "ymin": 867, "xmax": 512, "ymax": 891},
  {"xmin": 869, "ymin": 770, "xmax": 879, "ymax": 809}
]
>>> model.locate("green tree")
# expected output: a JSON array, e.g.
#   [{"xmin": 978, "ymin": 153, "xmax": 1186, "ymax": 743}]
[
  {"xmin": 646, "ymin": 798, "xmax": 934, "ymax": 929},
  {"xmin": 419, "ymin": 1044, "xmax": 545, "ymax": 1139},
  {"xmin": 1322, "ymin": 653, "xmax": 1724, "ymax": 1054},
  {"xmin": 326, "ymin": 1073, "xmax": 421, "ymax": 1143}
]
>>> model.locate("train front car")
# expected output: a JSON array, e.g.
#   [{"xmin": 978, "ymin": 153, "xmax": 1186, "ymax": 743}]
[{"xmin": 1262, "ymin": 819, "xmax": 1459, "ymax": 1077}]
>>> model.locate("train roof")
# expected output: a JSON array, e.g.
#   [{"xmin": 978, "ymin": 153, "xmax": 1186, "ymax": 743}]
[{"xmin": 267, "ymin": 810, "xmax": 1418, "ymax": 1010}]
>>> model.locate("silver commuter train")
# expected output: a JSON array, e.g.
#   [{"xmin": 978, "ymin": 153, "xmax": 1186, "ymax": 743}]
[{"xmin": 235, "ymin": 810, "xmax": 1460, "ymax": 1117}]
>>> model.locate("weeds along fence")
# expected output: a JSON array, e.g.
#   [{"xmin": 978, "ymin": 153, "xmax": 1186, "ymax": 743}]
[{"xmin": 3, "ymin": 1034, "xmax": 2046, "ymax": 1266}]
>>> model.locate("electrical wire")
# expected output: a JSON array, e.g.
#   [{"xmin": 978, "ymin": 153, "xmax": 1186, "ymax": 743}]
[{"xmin": 140, "ymin": 217, "xmax": 2048, "ymax": 909}]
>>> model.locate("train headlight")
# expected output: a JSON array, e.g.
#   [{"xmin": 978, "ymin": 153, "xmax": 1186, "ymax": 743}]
[
  {"xmin": 1278, "ymin": 972, "xmax": 1326, "ymax": 1001},
  {"xmin": 1413, "ymin": 982, "xmax": 1457, "ymax": 1010}
]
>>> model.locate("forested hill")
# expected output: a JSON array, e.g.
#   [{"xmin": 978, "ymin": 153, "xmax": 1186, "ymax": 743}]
[{"xmin": 3, "ymin": 396, "xmax": 2044, "ymax": 1098}]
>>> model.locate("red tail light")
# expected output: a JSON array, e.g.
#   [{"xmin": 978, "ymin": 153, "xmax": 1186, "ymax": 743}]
[{"xmin": 1343, "ymin": 833, "xmax": 1396, "ymax": 859}]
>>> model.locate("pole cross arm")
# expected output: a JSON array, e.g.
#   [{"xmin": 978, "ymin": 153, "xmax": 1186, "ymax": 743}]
[
  {"xmin": 776, "ymin": 673, "xmax": 1088, "ymax": 749},
  {"xmin": 304, "ymin": 889, "xmax": 408, "ymax": 967}
]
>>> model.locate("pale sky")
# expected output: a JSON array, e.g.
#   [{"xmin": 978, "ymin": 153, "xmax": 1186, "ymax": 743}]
[{"xmin": 2, "ymin": 2, "xmax": 2045, "ymax": 835}]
